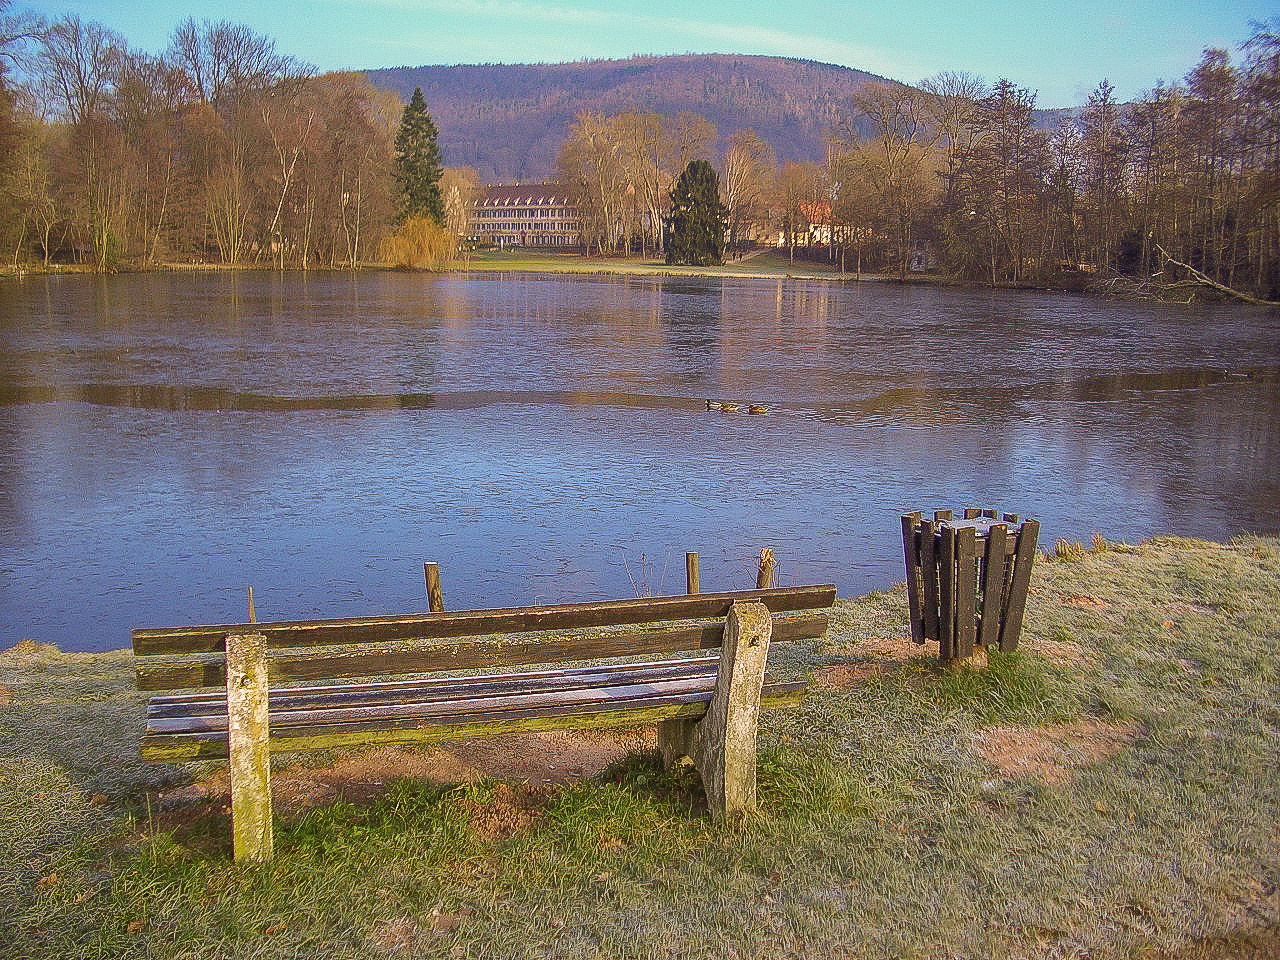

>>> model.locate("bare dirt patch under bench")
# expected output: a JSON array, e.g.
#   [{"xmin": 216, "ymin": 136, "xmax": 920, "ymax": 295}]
[{"xmin": 161, "ymin": 730, "xmax": 656, "ymax": 817}]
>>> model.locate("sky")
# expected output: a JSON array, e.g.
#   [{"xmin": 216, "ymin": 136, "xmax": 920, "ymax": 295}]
[{"xmin": 18, "ymin": 0, "xmax": 1278, "ymax": 108}]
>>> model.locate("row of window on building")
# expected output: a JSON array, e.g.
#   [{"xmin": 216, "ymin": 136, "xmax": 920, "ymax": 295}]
[{"xmin": 467, "ymin": 183, "xmax": 582, "ymax": 247}]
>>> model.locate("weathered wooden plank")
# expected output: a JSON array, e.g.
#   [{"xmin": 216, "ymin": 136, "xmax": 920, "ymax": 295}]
[
  {"xmin": 939, "ymin": 525, "xmax": 956, "ymax": 660},
  {"xmin": 147, "ymin": 662, "xmax": 727, "ymax": 734},
  {"xmin": 901, "ymin": 513, "xmax": 925, "ymax": 645},
  {"xmin": 977, "ymin": 523, "xmax": 1008, "ymax": 650},
  {"xmin": 685, "ymin": 552, "xmax": 700, "ymax": 595},
  {"xmin": 998, "ymin": 519, "xmax": 1040, "ymax": 652},
  {"xmin": 150, "ymin": 674, "xmax": 721, "ymax": 736},
  {"xmin": 138, "ymin": 682, "xmax": 808, "ymax": 763},
  {"xmin": 954, "ymin": 527, "xmax": 977, "ymax": 660},
  {"xmin": 135, "ymin": 657, "xmax": 227, "ymax": 692},
  {"xmin": 148, "ymin": 657, "xmax": 722, "ymax": 719},
  {"xmin": 920, "ymin": 518, "xmax": 940, "ymax": 643},
  {"xmin": 132, "ymin": 585, "xmax": 837, "ymax": 657},
  {"xmin": 135, "ymin": 612, "xmax": 829, "ymax": 692}
]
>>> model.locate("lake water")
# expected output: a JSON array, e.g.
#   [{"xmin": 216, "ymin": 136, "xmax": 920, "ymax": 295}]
[{"xmin": 2, "ymin": 270, "xmax": 1278, "ymax": 653}]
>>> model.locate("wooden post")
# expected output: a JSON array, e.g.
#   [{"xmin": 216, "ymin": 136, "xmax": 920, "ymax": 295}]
[
  {"xmin": 424, "ymin": 562, "xmax": 444, "ymax": 613},
  {"xmin": 685, "ymin": 552, "xmax": 700, "ymax": 595},
  {"xmin": 755, "ymin": 548, "xmax": 776, "ymax": 589},
  {"xmin": 247, "ymin": 587, "xmax": 256, "ymax": 624},
  {"xmin": 659, "ymin": 600, "xmax": 772, "ymax": 819},
  {"xmin": 225, "ymin": 631, "xmax": 273, "ymax": 864}
]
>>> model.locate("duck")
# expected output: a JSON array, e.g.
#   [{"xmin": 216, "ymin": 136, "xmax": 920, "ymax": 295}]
[
  {"xmin": 720, "ymin": 402, "xmax": 740, "ymax": 414},
  {"xmin": 747, "ymin": 404, "xmax": 768, "ymax": 415}
]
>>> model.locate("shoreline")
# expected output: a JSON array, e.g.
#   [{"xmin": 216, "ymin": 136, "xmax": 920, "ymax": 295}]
[{"xmin": 1, "ymin": 251, "xmax": 1100, "ymax": 295}]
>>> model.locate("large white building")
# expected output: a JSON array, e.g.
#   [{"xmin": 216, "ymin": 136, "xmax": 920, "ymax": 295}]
[{"xmin": 468, "ymin": 184, "xmax": 581, "ymax": 248}]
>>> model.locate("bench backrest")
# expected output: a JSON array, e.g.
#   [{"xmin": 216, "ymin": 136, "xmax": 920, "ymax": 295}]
[{"xmin": 132, "ymin": 585, "xmax": 838, "ymax": 693}]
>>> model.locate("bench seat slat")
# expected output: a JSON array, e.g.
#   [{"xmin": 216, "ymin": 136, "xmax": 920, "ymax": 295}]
[
  {"xmin": 132, "ymin": 585, "xmax": 838, "ymax": 656},
  {"xmin": 148, "ymin": 657, "xmax": 720, "ymax": 716},
  {"xmin": 147, "ymin": 672, "xmax": 723, "ymax": 735},
  {"xmin": 139, "ymin": 680, "xmax": 808, "ymax": 763}
]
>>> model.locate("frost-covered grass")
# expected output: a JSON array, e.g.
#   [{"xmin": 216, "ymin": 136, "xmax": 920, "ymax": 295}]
[{"xmin": 2, "ymin": 536, "xmax": 1277, "ymax": 959}]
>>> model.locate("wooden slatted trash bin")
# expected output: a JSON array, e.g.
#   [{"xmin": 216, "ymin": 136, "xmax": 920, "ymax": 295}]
[{"xmin": 901, "ymin": 509, "xmax": 1040, "ymax": 663}]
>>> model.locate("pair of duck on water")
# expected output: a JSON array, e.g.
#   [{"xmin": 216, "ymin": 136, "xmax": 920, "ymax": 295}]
[{"xmin": 705, "ymin": 400, "xmax": 768, "ymax": 415}]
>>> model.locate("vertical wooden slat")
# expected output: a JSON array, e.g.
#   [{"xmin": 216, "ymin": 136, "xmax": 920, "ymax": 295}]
[
  {"xmin": 920, "ymin": 518, "xmax": 940, "ymax": 643},
  {"xmin": 955, "ymin": 527, "xmax": 977, "ymax": 660},
  {"xmin": 964, "ymin": 508, "xmax": 982, "ymax": 520},
  {"xmin": 686, "ymin": 552, "xmax": 700, "ymax": 595},
  {"xmin": 424, "ymin": 562, "xmax": 445, "ymax": 613},
  {"xmin": 999, "ymin": 520, "xmax": 1040, "ymax": 652},
  {"xmin": 247, "ymin": 587, "xmax": 257, "ymax": 624},
  {"xmin": 226, "ymin": 632, "xmax": 273, "ymax": 864},
  {"xmin": 978, "ymin": 524, "xmax": 1007, "ymax": 650},
  {"xmin": 901, "ymin": 513, "xmax": 925, "ymax": 645},
  {"xmin": 939, "ymin": 525, "xmax": 957, "ymax": 661}
]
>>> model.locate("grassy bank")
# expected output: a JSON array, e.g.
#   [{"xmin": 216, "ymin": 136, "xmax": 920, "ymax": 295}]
[
  {"xmin": 459, "ymin": 248, "xmax": 871, "ymax": 282},
  {"xmin": 2, "ymin": 535, "xmax": 1277, "ymax": 959}
]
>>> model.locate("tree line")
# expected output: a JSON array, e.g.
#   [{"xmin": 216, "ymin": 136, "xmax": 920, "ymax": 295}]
[
  {"xmin": 0, "ymin": 6, "xmax": 408, "ymax": 270},
  {"xmin": 2, "ymin": 2, "xmax": 1277, "ymax": 298},
  {"xmin": 556, "ymin": 20, "xmax": 1279, "ymax": 298}
]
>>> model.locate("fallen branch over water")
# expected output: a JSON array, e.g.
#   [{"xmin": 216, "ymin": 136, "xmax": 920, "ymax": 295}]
[{"xmin": 1154, "ymin": 243, "xmax": 1280, "ymax": 306}]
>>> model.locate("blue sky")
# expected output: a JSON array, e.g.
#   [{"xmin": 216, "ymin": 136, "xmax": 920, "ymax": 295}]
[{"xmin": 19, "ymin": 0, "xmax": 1277, "ymax": 107}]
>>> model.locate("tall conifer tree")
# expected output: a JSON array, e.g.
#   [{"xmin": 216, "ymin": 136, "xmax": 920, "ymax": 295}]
[
  {"xmin": 393, "ymin": 87, "xmax": 445, "ymax": 226},
  {"xmin": 665, "ymin": 159, "xmax": 727, "ymax": 266}
]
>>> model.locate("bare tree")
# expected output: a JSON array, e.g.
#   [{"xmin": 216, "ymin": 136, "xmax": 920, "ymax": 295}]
[
  {"xmin": 36, "ymin": 15, "xmax": 123, "ymax": 124},
  {"xmin": 850, "ymin": 83, "xmax": 942, "ymax": 280},
  {"xmin": 722, "ymin": 129, "xmax": 775, "ymax": 254},
  {"xmin": 612, "ymin": 110, "xmax": 671, "ymax": 254},
  {"xmin": 557, "ymin": 111, "xmax": 625, "ymax": 254},
  {"xmin": 920, "ymin": 71, "xmax": 988, "ymax": 207}
]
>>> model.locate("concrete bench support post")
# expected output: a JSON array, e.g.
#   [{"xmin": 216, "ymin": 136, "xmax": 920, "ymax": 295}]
[
  {"xmin": 659, "ymin": 600, "xmax": 772, "ymax": 818},
  {"xmin": 226, "ymin": 631, "xmax": 273, "ymax": 864}
]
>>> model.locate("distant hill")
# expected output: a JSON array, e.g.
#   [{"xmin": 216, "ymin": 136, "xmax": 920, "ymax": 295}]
[{"xmin": 364, "ymin": 54, "xmax": 896, "ymax": 182}]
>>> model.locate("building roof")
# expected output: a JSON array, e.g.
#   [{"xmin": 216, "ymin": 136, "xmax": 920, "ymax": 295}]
[{"xmin": 474, "ymin": 183, "xmax": 577, "ymax": 207}]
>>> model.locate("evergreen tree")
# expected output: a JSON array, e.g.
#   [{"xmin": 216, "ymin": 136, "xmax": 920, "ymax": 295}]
[
  {"xmin": 393, "ymin": 87, "xmax": 445, "ymax": 226},
  {"xmin": 665, "ymin": 159, "xmax": 727, "ymax": 266}
]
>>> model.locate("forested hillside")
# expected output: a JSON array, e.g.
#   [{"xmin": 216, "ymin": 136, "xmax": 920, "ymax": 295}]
[{"xmin": 364, "ymin": 55, "xmax": 894, "ymax": 181}]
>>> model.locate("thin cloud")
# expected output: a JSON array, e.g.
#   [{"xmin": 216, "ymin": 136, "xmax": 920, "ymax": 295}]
[{"xmin": 352, "ymin": 0, "xmax": 908, "ymax": 77}]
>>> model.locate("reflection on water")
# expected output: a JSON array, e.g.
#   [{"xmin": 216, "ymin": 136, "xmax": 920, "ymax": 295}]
[{"xmin": 2, "ymin": 271, "xmax": 1278, "ymax": 652}]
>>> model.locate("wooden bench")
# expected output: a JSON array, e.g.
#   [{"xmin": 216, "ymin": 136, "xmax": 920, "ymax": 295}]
[{"xmin": 133, "ymin": 582, "xmax": 836, "ymax": 862}]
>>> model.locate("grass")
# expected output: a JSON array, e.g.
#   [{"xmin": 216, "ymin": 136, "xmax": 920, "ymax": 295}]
[
  {"xmin": 462, "ymin": 247, "xmax": 857, "ymax": 281},
  {"xmin": 1, "ymin": 535, "xmax": 1277, "ymax": 959}
]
